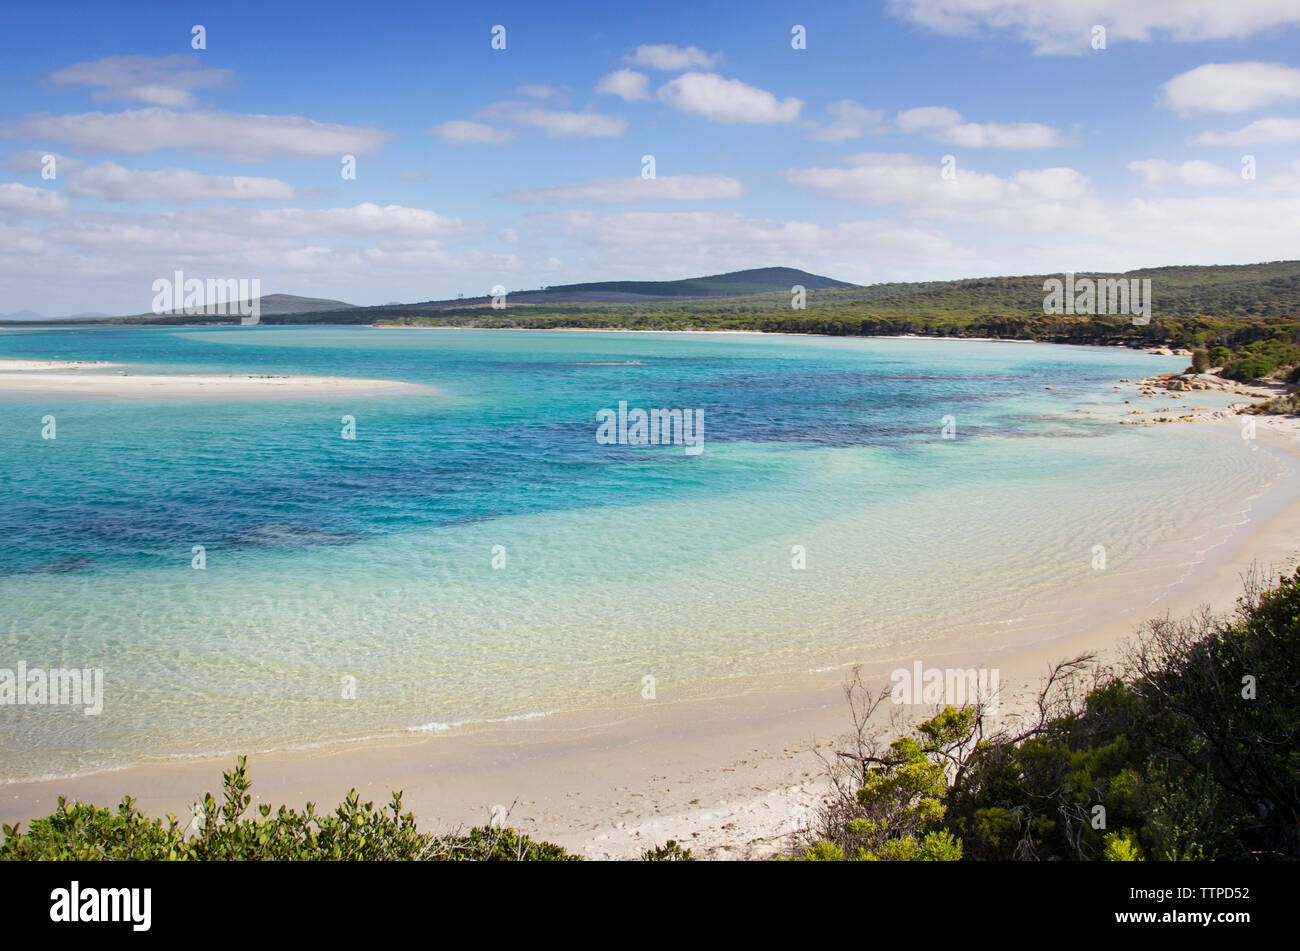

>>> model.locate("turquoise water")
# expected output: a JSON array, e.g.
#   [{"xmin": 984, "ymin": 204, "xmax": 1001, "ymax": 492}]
[{"xmin": 0, "ymin": 327, "xmax": 1290, "ymax": 780}]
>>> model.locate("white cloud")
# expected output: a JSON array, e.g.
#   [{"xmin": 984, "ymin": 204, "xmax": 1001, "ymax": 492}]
[
  {"xmin": 490, "ymin": 105, "xmax": 626, "ymax": 139},
  {"xmin": 1263, "ymin": 159, "xmax": 1300, "ymax": 193},
  {"xmin": 596, "ymin": 69, "xmax": 651, "ymax": 102},
  {"xmin": 431, "ymin": 119, "xmax": 515, "ymax": 145},
  {"xmin": 67, "ymin": 162, "xmax": 297, "ymax": 202},
  {"xmin": 896, "ymin": 106, "xmax": 1072, "ymax": 148},
  {"xmin": 1064, "ymin": 194, "xmax": 1300, "ymax": 269},
  {"xmin": 436, "ymin": 101, "xmax": 627, "ymax": 143},
  {"xmin": 888, "ymin": 0, "xmax": 1300, "ymax": 54},
  {"xmin": 49, "ymin": 55, "xmax": 232, "ymax": 108},
  {"xmin": 0, "ymin": 199, "xmax": 510, "ymax": 314},
  {"xmin": 1161, "ymin": 62, "xmax": 1300, "ymax": 114},
  {"xmin": 1, "ymin": 109, "xmax": 394, "ymax": 162},
  {"xmin": 0, "ymin": 183, "xmax": 68, "ymax": 217},
  {"xmin": 2, "ymin": 150, "xmax": 83, "ymax": 175},
  {"xmin": 241, "ymin": 203, "xmax": 474, "ymax": 240},
  {"xmin": 806, "ymin": 100, "xmax": 886, "ymax": 143},
  {"xmin": 657, "ymin": 73, "xmax": 802, "ymax": 124},
  {"xmin": 517, "ymin": 85, "xmax": 560, "ymax": 100},
  {"xmin": 625, "ymin": 44, "xmax": 721, "ymax": 71},
  {"xmin": 1128, "ymin": 158, "xmax": 1300, "ymax": 193},
  {"xmin": 505, "ymin": 174, "xmax": 744, "ymax": 203},
  {"xmin": 1128, "ymin": 159, "xmax": 1241, "ymax": 187},
  {"xmin": 537, "ymin": 209, "xmax": 975, "ymax": 284},
  {"xmin": 1194, "ymin": 117, "xmax": 1300, "ymax": 145},
  {"xmin": 785, "ymin": 153, "xmax": 1090, "ymax": 230}
]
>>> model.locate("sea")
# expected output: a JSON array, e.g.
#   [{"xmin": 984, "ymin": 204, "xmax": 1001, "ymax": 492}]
[{"xmin": 0, "ymin": 326, "xmax": 1292, "ymax": 781}]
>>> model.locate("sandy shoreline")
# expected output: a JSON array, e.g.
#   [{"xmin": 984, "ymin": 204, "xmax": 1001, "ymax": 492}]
[
  {"xmin": 371, "ymin": 326, "xmax": 1190, "ymax": 354},
  {"xmin": 0, "ymin": 359, "xmax": 426, "ymax": 397}
]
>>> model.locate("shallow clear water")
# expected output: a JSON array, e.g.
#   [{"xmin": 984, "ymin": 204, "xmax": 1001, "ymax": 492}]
[{"xmin": 0, "ymin": 327, "xmax": 1290, "ymax": 780}]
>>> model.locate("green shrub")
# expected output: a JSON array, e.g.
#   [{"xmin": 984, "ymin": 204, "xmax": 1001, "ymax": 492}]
[
  {"xmin": 804, "ymin": 569, "xmax": 1300, "ymax": 861},
  {"xmin": 802, "ymin": 841, "xmax": 846, "ymax": 861},
  {"xmin": 1221, "ymin": 356, "xmax": 1276, "ymax": 381},
  {"xmin": 640, "ymin": 840, "xmax": 696, "ymax": 861},
  {"xmin": 1102, "ymin": 831, "xmax": 1143, "ymax": 861},
  {"xmin": 0, "ymin": 757, "xmax": 577, "ymax": 861}
]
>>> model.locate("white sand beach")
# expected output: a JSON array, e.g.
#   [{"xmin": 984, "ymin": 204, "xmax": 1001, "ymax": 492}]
[{"xmin": 0, "ymin": 359, "xmax": 426, "ymax": 397}]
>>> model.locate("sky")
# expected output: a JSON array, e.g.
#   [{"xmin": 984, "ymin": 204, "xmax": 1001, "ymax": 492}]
[{"xmin": 2, "ymin": 0, "xmax": 1300, "ymax": 315}]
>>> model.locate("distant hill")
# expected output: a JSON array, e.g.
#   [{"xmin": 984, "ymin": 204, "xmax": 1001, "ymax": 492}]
[
  {"xmin": 26, "ymin": 268, "xmax": 851, "ymax": 326},
  {"xmin": 235, "ymin": 294, "xmax": 356, "ymax": 316},
  {"xmin": 405, "ymin": 267, "xmax": 854, "ymax": 309},
  {"xmin": 528, "ymin": 266, "xmax": 854, "ymax": 301},
  {"xmin": 106, "ymin": 293, "xmax": 357, "ymax": 323},
  {"xmin": 1, "ymin": 294, "xmax": 356, "ymax": 325}
]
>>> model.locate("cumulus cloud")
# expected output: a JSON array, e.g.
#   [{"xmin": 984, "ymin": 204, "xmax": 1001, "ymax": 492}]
[
  {"xmin": 595, "ymin": 69, "xmax": 651, "ymax": 102},
  {"xmin": 1128, "ymin": 159, "xmax": 1243, "ymax": 187},
  {"xmin": 785, "ymin": 152, "xmax": 1090, "ymax": 230},
  {"xmin": 625, "ymin": 44, "xmax": 722, "ymax": 71},
  {"xmin": 431, "ymin": 119, "xmax": 515, "ymax": 145},
  {"xmin": 440, "ymin": 101, "xmax": 627, "ymax": 141},
  {"xmin": 1129, "ymin": 158, "xmax": 1300, "ymax": 194},
  {"xmin": 2, "ymin": 150, "xmax": 83, "ymax": 176},
  {"xmin": 1061, "ymin": 194, "xmax": 1300, "ymax": 270},
  {"xmin": 895, "ymin": 106, "xmax": 1072, "ymax": 148},
  {"xmin": 1161, "ymin": 62, "xmax": 1300, "ymax": 114},
  {"xmin": 66, "ymin": 162, "xmax": 297, "ymax": 202},
  {"xmin": 888, "ymin": 0, "xmax": 1300, "ymax": 55},
  {"xmin": 1194, "ymin": 117, "xmax": 1300, "ymax": 146},
  {"xmin": 49, "ymin": 54, "xmax": 232, "ymax": 108},
  {"xmin": 529, "ymin": 209, "xmax": 976, "ymax": 284},
  {"xmin": 0, "ymin": 182, "xmax": 69, "ymax": 217},
  {"xmin": 657, "ymin": 73, "xmax": 802, "ymax": 124},
  {"xmin": 504, "ymin": 174, "xmax": 744, "ymax": 203},
  {"xmin": 505, "ymin": 106, "xmax": 626, "ymax": 138},
  {"xmin": 0, "ymin": 199, "xmax": 512, "ymax": 315},
  {"xmin": 806, "ymin": 100, "xmax": 886, "ymax": 143},
  {"xmin": 237, "ymin": 203, "xmax": 475, "ymax": 240},
  {"xmin": 0, "ymin": 108, "xmax": 394, "ymax": 162}
]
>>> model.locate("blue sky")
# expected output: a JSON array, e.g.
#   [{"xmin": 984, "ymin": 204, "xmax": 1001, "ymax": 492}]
[{"xmin": 3, "ymin": 0, "xmax": 1300, "ymax": 314}]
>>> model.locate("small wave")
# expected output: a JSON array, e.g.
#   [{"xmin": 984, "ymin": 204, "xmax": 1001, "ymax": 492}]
[{"xmin": 407, "ymin": 710, "xmax": 553, "ymax": 733}]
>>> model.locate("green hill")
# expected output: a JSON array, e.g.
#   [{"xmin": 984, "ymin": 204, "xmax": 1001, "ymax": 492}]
[
  {"xmin": 397, "ymin": 266, "xmax": 854, "ymax": 308},
  {"xmin": 535, "ymin": 266, "xmax": 855, "ymax": 299}
]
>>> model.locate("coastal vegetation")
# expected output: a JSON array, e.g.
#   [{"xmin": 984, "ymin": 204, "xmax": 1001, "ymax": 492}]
[
  {"xmin": 0, "ymin": 757, "xmax": 579, "ymax": 861},
  {"xmin": 800, "ymin": 568, "xmax": 1300, "ymax": 861}
]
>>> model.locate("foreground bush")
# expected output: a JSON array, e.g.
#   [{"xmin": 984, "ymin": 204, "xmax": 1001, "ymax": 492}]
[
  {"xmin": 0, "ymin": 757, "xmax": 578, "ymax": 861},
  {"xmin": 802, "ymin": 568, "xmax": 1300, "ymax": 861}
]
